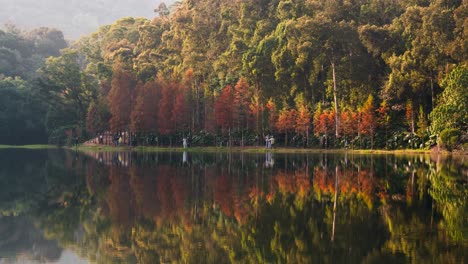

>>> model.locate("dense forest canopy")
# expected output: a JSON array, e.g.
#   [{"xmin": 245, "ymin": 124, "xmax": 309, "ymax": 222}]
[{"xmin": 0, "ymin": 0, "xmax": 466, "ymax": 149}]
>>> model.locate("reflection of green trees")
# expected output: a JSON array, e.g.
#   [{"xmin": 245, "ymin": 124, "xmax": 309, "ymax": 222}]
[
  {"xmin": 429, "ymin": 157, "xmax": 467, "ymax": 243},
  {"xmin": 3, "ymin": 150, "xmax": 465, "ymax": 263}
]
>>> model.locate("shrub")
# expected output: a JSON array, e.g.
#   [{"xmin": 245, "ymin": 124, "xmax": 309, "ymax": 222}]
[{"xmin": 439, "ymin": 128, "xmax": 461, "ymax": 151}]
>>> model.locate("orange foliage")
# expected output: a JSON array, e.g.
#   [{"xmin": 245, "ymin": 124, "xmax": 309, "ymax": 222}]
[
  {"xmin": 295, "ymin": 104, "xmax": 312, "ymax": 137},
  {"xmin": 171, "ymin": 84, "xmax": 191, "ymax": 132},
  {"xmin": 130, "ymin": 81, "xmax": 159, "ymax": 133},
  {"xmin": 214, "ymin": 85, "xmax": 235, "ymax": 131},
  {"xmin": 233, "ymin": 77, "xmax": 253, "ymax": 129},
  {"xmin": 108, "ymin": 65, "xmax": 136, "ymax": 132},
  {"xmin": 340, "ymin": 110, "xmax": 358, "ymax": 138},
  {"xmin": 158, "ymin": 81, "xmax": 176, "ymax": 135},
  {"xmin": 265, "ymin": 98, "xmax": 277, "ymax": 132},
  {"xmin": 276, "ymin": 109, "xmax": 297, "ymax": 134},
  {"xmin": 313, "ymin": 108, "xmax": 335, "ymax": 136}
]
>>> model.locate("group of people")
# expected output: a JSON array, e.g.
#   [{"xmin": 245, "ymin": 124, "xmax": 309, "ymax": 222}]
[
  {"xmin": 113, "ymin": 133, "xmax": 123, "ymax": 146},
  {"xmin": 265, "ymin": 135, "xmax": 275, "ymax": 149}
]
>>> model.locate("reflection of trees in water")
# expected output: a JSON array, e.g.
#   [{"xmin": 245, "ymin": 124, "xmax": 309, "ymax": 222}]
[
  {"xmin": 4, "ymin": 150, "xmax": 465, "ymax": 263},
  {"xmin": 0, "ymin": 216, "xmax": 62, "ymax": 263}
]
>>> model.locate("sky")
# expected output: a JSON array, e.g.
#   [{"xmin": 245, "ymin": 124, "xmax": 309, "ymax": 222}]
[{"xmin": 0, "ymin": 0, "xmax": 176, "ymax": 40}]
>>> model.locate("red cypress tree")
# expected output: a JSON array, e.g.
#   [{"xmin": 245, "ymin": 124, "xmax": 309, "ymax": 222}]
[
  {"xmin": 266, "ymin": 98, "xmax": 278, "ymax": 133},
  {"xmin": 108, "ymin": 64, "xmax": 136, "ymax": 132},
  {"xmin": 340, "ymin": 109, "xmax": 358, "ymax": 139},
  {"xmin": 158, "ymin": 79, "xmax": 176, "ymax": 135},
  {"xmin": 359, "ymin": 95, "xmax": 377, "ymax": 149},
  {"xmin": 326, "ymin": 110, "xmax": 336, "ymax": 136},
  {"xmin": 313, "ymin": 103, "xmax": 324, "ymax": 136},
  {"xmin": 233, "ymin": 77, "xmax": 253, "ymax": 129},
  {"xmin": 215, "ymin": 85, "xmax": 235, "ymax": 132},
  {"xmin": 171, "ymin": 83, "xmax": 191, "ymax": 133},
  {"xmin": 249, "ymin": 93, "xmax": 263, "ymax": 135},
  {"xmin": 295, "ymin": 104, "xmax": 312, "ymax": 143},
  {"xmin": 378, "ymin": 100, "xmax": 390, "ymax": 148},
  {"xmin": 130, "ymin": 81, "xmax": 159, "ymax": 133},
  {"xmin": 276, "ymin": 107, "xmax": 297, "ymax": 146}
]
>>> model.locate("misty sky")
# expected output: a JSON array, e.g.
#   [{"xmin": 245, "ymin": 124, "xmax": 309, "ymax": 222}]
[{"xmin": 0, "ymin": 0, "xmax": 176, "ymax": 40}]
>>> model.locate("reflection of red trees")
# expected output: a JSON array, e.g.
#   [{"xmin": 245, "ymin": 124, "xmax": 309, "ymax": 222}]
[
  {"xmin": 107, "ymin": 167, "xmax": 134, "ymax": 229},
  {"xmin": 212, "ymin": 172, "xmax": 256, "ymax": 224},
  {"xmin": 100, "ymin": 159, "xmax": 387, "ymax": 232},
  {"xmin": 214, "ymin": 175, "xmax": 234, "ymax": 217},
  {"xmin": 313, "ymin": 168, "xmax": 335, "ymax": 194},
  {"xmin": 312, "ymin": 166, "xmax": 381, "ymax": 208},
  {"xmin": 273, "ymin": 170, "xmax": 312, "ymax": 199},
  {"xmin": 234, "ymin": 195, "xmax": 250, "ymax": 224},
  {"xmin": 129, "ymin": 167, "xmax": 159, "ymax": 219}
]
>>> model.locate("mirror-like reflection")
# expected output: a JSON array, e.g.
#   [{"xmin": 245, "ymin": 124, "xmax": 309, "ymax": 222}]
[{"xmin": 0, "ymin": 149, "xmax": 466, "ymax": 263}]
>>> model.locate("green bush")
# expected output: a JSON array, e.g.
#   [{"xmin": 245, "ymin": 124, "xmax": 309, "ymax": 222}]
[{"xmin": 439, "ymin": 128, "xmax": 461, "ymax": 151}]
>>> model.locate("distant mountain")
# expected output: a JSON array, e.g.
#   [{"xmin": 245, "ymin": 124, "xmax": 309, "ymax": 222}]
[{"xmin": 0, "ymin": 0, "xmax": 178, "ymax": 40}]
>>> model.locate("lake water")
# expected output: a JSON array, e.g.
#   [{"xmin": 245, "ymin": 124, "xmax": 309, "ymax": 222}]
[{"xmin": 0, "ymin": 149, "xmax": 466, "ymax": 264}]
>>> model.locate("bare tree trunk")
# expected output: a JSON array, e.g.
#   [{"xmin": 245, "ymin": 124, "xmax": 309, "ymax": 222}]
[{"xmin": 332, "ymin": 62, "xmax": 339, "ymax": 138}]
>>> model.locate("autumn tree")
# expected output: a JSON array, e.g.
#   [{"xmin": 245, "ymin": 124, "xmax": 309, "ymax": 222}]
[
  {"xmin": 265, "ymin": 98, "xmax": 278, "ymax": 133},
  {"xmin": 377, "ymin": 100, "xmax": 391, "ymax": 149},
  {"xmin": 108, "ymin": 64, "xmax": 135, "ymax": 132},
  {"xmin": 340, "ymin": 109, "xmax": 358, "ymax": 141},
  {"xmin": 130, "ymin": 81, "xmax": 159, "ymax": 134},
  {"xmin": 171, "ymin": 83, "xmax": 191, "ymax": 134},
  {"xmin": 158, "ymin": 80, "xmax": 176, "ymax": 135},
  {"xmin": 294, "ymin": 94, "xmax": 312, "ymax": 146},
  {"xmin": 277, "ymin": 107, "xmax": 297, "ymax": 146},
  {"xmin": 233, "ymin": 77, "xmax": 253, "ymax": 130},
  {"xmin": 215, "ymin": 85, "xmax": 235, "ymax": 132},
  {"xmin": 249, "ymin": 92, "xmax": 263, "ymax": 136},
  {"xmin": 359, "ymin": 95, "xmax": 377, "ymax": 149},
  {"xmin": 405, "ymin": 100, "xmax": 415, "ymax": 134}
]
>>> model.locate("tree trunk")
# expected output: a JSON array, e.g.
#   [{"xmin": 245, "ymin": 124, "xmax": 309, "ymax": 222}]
[{"xmin": 332, "ymin": 62, "xmax": 339, "ymax": 138}]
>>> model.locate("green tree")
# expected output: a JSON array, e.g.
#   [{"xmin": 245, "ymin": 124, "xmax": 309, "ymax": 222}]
[{"xmin": 429, "ymin": 64, "xmax": 467, "ymax": 135}]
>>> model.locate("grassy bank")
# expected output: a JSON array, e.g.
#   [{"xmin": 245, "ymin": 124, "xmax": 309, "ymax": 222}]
[
  {"xmin": 76, "ymin": 144, "xmax": 444, "ymax": 155},
  {"xmin": 0, "ymin": 144, "xmax": 458, "ymax": 156},
  {"xmin": 0, "ymin": 144, "xmax": 58, "ymax": 149}
]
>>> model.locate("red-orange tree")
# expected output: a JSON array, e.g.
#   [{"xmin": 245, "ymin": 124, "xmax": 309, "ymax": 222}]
[
  {"xmin": 359, "ymin": 95, "xmax": 377, "ymax": 149},
  {"xmin": 171, "ymin": 83, "xmax": 191, "ymax": 133},
  {"xmin": 215, "ymin": 85, "xmax": 235, "ymax": 133},
  {"xmin": 277, "ymin": 107, "xmax": 297, "ymax": 146},
  {"xmin": 158, "ymin": 80, "xmax": 176, "ymax": 135},
  {"xmin": 266, "ymin": 98, "xmax": 278, "ymax": 133},
  {"xmin": 295, "ymin": 104, "xmax": 312, "ymax": 145},
  {"xmin": 130, "ymin": 81, "xmax": 159, "ymax": 134},
  {"xmin": 108, "ymin": 64, "xmax": 136, "ymax": 132},
  {"xmin": 233, "ymin": 77, "xmax": 253, "ymax": 130}
]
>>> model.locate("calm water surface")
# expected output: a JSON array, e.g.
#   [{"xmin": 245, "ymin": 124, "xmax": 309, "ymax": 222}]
[{"xmin": 0, "ymin": 149, "xmax": 466, "ymax": 264}]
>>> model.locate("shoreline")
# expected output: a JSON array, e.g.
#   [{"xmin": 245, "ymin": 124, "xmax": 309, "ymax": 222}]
[{"xmin": 0, "ymin": 144, "xmax": 463, "ymax": 155}]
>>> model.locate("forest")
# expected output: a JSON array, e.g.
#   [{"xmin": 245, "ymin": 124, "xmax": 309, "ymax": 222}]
[{"xmin": 0, "ymin": 0, "xmax": 466, "ymax": 149}]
